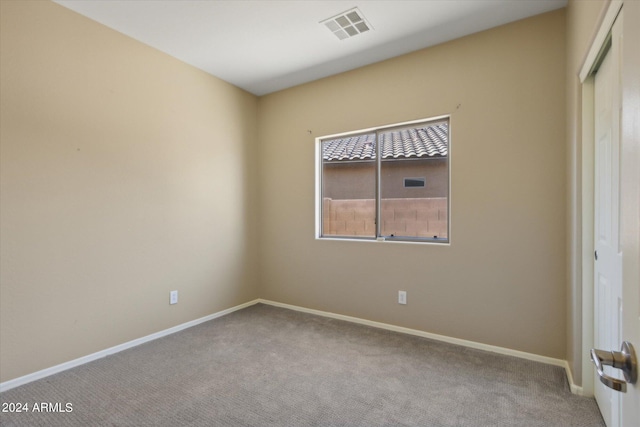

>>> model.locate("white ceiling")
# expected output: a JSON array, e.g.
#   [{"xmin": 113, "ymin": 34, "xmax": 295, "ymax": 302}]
[{"xmin": 53, "ymin": 0, "xmax": 567, "ymax": 96}]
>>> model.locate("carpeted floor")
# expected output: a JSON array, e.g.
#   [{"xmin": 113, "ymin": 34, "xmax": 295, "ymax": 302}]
[{"xmin": 0, "ymin": 303, "xmax": 604, "ymax": 426}]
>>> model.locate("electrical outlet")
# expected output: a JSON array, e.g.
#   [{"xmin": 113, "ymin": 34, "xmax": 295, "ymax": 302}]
[
  {"xmin": 170, "ymin": 290, "xmax": 178, "ymax": 305},
  {"xmin": 398, "ymin": 290, "xmax": 407, "ymax": 305}
]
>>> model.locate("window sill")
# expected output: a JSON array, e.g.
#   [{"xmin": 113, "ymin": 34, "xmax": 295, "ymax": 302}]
[{"xmin": 316, "ymin": 236, "xmax": 450, "ymax": 246}]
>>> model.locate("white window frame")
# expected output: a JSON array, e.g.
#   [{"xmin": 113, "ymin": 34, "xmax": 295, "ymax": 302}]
[{"xmin": 315, "ymin": 115, "xmax": 451, "ymax": 244}]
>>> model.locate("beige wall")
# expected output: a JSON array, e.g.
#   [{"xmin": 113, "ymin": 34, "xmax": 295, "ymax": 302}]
[
  {"xmin": 565, "ymin": 0, "xmax": 608, "ymax": 388},
  {"xmin": 258, "ymin": 10, "xmax": 567, "ymax": 358},
  {"xmin": 323, "ymin": 159, "xmax": 448, "ymax": 200},
  {"xmin": 381, "ymin": 159, "xmax": 448, "ymax": 199},
  {"xmin": 0, "ymin": 1, "xmax": 259, "ymax": 382},
  {"xmin": 323, "ymin": 162, "xmax": 376, "ymax": 199}
]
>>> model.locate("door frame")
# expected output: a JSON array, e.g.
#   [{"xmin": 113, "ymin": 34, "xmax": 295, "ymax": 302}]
[{"xmin": 579, "ymin": 0, "xmax": 623, "ymax": 398}]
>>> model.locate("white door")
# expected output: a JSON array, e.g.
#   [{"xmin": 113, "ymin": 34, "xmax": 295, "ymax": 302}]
[
  {"xmin": 619, "ymin": 2, "xmax": 640, "ymax": 424},
  {"xmin": 593, "ymin": 8, "xmax": 640, "ymax": 427},
  {"xmin": 593, "ymin": 12, "xmax": 622, "ymax": 427}
]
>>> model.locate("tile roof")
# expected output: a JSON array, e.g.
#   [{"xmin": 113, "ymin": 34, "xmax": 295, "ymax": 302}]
[{"xmin": 322, "ymin": 122, "xmax": 448, "ymax": 162}]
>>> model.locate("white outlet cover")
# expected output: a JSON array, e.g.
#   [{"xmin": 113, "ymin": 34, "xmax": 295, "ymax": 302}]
[
  {"xmin": 398, "ymin": 291, "xmax": 407, "ymax": 305},
  {"xmin": 170, "ymin": 290, "xmax": 178, "ymax": 305}
]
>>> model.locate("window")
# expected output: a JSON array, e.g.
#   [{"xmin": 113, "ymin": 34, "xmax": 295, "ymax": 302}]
[
  {"xmin": 404, "ymin": 177, "xmax": 426, "ymax": 188},
  {"xmin": 317, "ymin": 117, "xmax": 449, "ymax": 243}
]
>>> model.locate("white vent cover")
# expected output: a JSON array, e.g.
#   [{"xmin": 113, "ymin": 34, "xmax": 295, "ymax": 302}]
[{"xmin": 321, "ymin": 7, "xmax": 372, "ymax": 40}]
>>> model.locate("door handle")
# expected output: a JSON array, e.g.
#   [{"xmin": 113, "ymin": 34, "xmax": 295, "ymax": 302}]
[{"xmin": 590, "ymin": 341, "xmax": 637, "ymax": 392}]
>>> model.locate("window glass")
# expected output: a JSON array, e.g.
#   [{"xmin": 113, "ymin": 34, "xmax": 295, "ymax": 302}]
[
  {"xmin": 319, "ymin": 118, "xmax": 449, "ymax": 243},
  {"xmin": 380, "ymin": 123, "xmax": 448, "ymax": 240},
  {"xmin": 321, "ymin": 133, "xmax": 376, "ymax": 238}
]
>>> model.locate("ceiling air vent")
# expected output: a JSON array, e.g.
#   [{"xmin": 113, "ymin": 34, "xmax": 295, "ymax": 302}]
[{"xmin": 321, "ymin": 7, "xmax": 372, "ymax": 40}]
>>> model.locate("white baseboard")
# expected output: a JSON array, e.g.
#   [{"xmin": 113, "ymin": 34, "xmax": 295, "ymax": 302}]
[
  {"xmin": 0, "ymin": 299, "xmax": 260, "ymax": 393},
  {"xmin": 564, "ymin": 360, "xmax": 585, "ymax": 396},
  {"xmin": 1, "ymin": 297, "xmax": 583, "ymax": 396},
  {"xmin": 258, "ymin": 299, "xmax": 583, "ymax": 394}
]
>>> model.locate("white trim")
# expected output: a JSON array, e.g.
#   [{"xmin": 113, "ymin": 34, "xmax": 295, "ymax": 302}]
[
  {"xmin": 579, "ymin": 0, "xmax": 623, "ymax": 82},
  {"xmin": 1, "ymin": 298, "xmax": 582, "ymax": 395},
  {"xmin": 581, "ymin": 76, "xmax": 596, "ymax": 397},
  {"xmin": 565, "ymin": 359, "xmax": 585, "ymax": 396},
  {"xmin": 314, "ymin": 133, "xmax": 322, "ymax": 239},
  {"xmin": 578, "ymin": 0, "xmax": 626, "ymax": 399},
  {"xmin": 317, "ymin": 114, "xmax": 450, "ymax": 142},
  {"xmin": 0, "ymin": 299, "xmax": 260, "ymax": 393},
  {"xmin": 258, "ymin": 299, "xmax": 571, "ymax": 372}
]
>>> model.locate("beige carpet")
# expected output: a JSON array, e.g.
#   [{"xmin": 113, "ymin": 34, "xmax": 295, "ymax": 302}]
[{"xmin": 0, "ymin": 303, "xmax": 604, "ymax": 426}]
